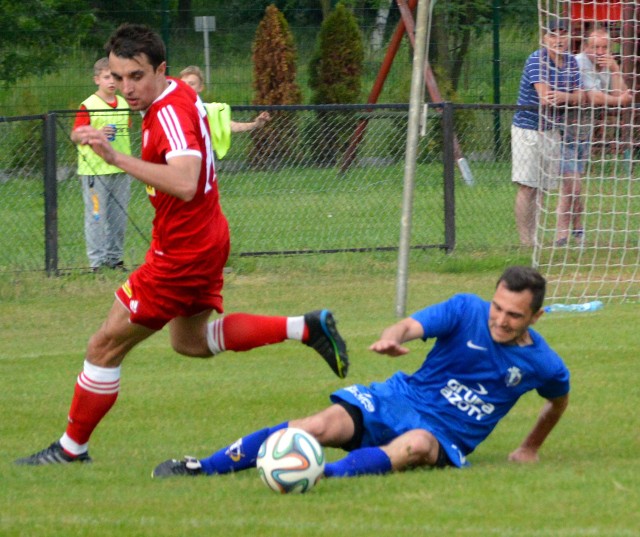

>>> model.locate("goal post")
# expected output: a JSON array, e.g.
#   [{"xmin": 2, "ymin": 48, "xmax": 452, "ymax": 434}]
[{"xmin": 533, "ymin": 0, "xmax": 640, "ymax": 303}]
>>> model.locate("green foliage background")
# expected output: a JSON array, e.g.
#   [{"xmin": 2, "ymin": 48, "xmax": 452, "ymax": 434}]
[{"xmin": 0, "ymin": 1, "xmax": 539, "ymax": 115}]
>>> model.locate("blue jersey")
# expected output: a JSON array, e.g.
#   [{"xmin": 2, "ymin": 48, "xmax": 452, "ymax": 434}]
[
  {"xmin": 513, "ymin": 48, "xmax": 582, "ymax": 130},
  {"xmin": 331, "ymin": 294, "xmax": 570, "ymax": 467}
]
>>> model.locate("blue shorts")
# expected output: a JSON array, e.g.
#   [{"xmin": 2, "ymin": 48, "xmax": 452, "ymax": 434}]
[
  {"xmin": 560, "ymin": 139, "xmax": 590, "ymax": 175},
  {"xmin": 330, "ymin": 383, "xmax": 469, "ymax": 467}
]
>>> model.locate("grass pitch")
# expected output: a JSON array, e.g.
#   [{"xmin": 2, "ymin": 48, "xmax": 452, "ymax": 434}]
[{"xmin": 0, "ymin": 256, "xmax": 638, "ymax": 536}]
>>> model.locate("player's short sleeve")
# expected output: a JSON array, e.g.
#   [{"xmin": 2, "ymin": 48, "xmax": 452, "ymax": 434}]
[
  {"xmin": 536, "ymin": 357, "xmax": 570, "ymax": 399},
  {"xmin": 410, "ymin": 294, "xmax": 471, "ymax": 341},
  {"xmin": 154, "ymin": 102, "xmax": 202, "ymax": 162}
]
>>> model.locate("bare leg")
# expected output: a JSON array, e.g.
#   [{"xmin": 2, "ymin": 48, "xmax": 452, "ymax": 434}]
[
  {"xmin": 515, "ymin": 184, "xmax": 538, "ymax": 247},
  {"xmin": 570, "ymin": 173, "xmax": 583, "ymax": 232},
  {"xmin": 87, "ymin": 299, "xmax": 156, "ymax": 367},
  {"xmin": 380, "ymin": 429, "xmax": 442, "ymax": 471},
  {"xmin": 290, "ymin": 404, "xmax": 356, "ymax": 448},
  {"xmin": 556, "ymin": 173, "xmax": 582, "ymax": 242}
]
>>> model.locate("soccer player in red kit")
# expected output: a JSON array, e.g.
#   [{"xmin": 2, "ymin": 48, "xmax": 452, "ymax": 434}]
[{"xmin": 16, "ymin": 23, "xmax": 348, "ymax": 466}]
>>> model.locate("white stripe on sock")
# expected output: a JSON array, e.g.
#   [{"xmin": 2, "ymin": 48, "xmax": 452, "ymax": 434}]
[
  {"xmin": 78, "ymin": 360, "xmax": 121, "ymax": 394},
  {"xmin": 207, "ymin": 319, "xmax": 225, "ymax": 355},
  {"xmin": 286, "ymin": 316, "xmax": 305, "ymax": 340}
]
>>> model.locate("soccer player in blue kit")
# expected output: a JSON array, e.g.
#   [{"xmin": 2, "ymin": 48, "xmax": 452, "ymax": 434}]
[{"xmin": 153, "ymin": 266, "xmax": 570, "ymax": 478}]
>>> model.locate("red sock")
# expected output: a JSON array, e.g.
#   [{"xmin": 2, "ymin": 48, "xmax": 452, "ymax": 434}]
[
  {"xmin": 220, "ymin": 313, "xmax": 289, "ymax": 351},
  {"xmin": 65, "ymin": 363, "xmax": 120, "ymax": 445}
]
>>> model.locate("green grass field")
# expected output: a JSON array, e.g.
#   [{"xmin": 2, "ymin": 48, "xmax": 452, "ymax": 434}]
[{"xmin": 0, "ymin": 256, "xmax": 638, "ymax": 536}]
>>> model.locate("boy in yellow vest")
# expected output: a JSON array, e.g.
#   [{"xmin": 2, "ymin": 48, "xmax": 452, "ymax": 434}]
[
  {"xmin": 179, "ymin": 65, "xmax": 270, "ymax": 159},
  {"xmin": 71, "ymin": 58, "xmax": 132, "ymax": 271}
]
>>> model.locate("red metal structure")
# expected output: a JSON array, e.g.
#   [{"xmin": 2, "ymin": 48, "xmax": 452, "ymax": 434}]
[{"xmin": 340, "ymin": 0, "xmax": 465, "ymax": 173}]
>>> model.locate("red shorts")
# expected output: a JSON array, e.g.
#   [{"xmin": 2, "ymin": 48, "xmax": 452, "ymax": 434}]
[{"xmin": 115, "ymin": 246, "xmax": 228, "ymax": 331}]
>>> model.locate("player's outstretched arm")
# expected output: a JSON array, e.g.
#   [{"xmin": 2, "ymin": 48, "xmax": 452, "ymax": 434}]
[
  {"xmin": 368, "ymin": 318, "xmax": 424, "ymax": 357},
  {"xmin": 508, "ymin": 394, "xmax": 569, "ymax": 463}
]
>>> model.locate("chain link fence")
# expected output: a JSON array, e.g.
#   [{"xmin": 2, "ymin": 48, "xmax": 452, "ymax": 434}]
[{"xmin": 0, "ymin": 103, "xmax": 517, "ymax": 273}]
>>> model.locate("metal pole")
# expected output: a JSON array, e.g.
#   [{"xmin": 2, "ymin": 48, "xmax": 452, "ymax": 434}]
[
  {"xmin": 43, "ymin": 113, "xmax": 58, "ymax": 276},
  {"xmin": 203, "ymin": 18, "xmax": 211, "ymax": 86},
  {"xmin": 442, "ymin": 102, "xmax": 456, "ymax": 251},
  {"xmin": 395, "ymin": 0, "xmax": 429, "ymax": 318},
  {"xmin": 492, "ymin": 0, "xmax": 502, "ymax": 156}
]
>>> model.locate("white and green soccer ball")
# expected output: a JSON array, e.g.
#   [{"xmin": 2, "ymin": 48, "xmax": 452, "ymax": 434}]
[{"xmin": 256, "ymin": 427, "xmax": 325, "ymax": 494}]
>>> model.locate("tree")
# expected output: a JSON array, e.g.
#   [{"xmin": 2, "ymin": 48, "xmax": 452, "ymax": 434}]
[
  {"xmin": 252, "ymin": 4, "xmax": 302, "ymax": 107},
  {"xmin": 250, "ymin": 4, "xmax": 302, "ymax": 169},
  {"xmin": 429, "ymin": 0, "xmax": 538, "ymax": 94},
  {"xmin": 0, "ymin": 0, "xmax": 94, "ymax": 85},
  {"xmin": 308, "ymin": 2, "xmax": 364, "ymax": 167},
  {"xmin": 177, "ymin": 0, "xmax": 192, "ymax": 29},
  {"xmin": 370, "ymin": 0, "xmax": 394, "ymax": 51},
  {"xmin": 309, "ymin": 2, "xmax": 364, "ymax": 105}
]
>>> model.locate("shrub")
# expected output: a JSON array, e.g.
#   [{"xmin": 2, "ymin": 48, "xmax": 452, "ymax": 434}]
[
  {"xmin": 307, "ymin": 3, "xmax": 364, "ymax": 167},
  {"xmin": 250, "ymin": 4, "xmax": 302, "ymax": 169}
]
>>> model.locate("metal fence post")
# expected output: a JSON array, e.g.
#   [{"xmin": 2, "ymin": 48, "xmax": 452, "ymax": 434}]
[
  {"xmin": 442, "ymin": 102, "xmax": 456, "ymax": 252},
  {"xmin": 43, "ymin": 113, "xmax": 58, "ymax": 276}
]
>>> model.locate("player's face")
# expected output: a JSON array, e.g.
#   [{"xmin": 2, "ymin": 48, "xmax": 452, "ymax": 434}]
[
  {"xmin": 94, "ymin": 69, "xmax": 116, "ymax": 96},
  {"xmin": 181, "ymin": 74, "xmax": 204, "ymax": 93},
  {"xmin": 109, "ymin": 53, "xmax": 167, "ymax": 111},
  {"xmin": 488, "ymin": 282, "xmax": 543, "ymax": 345}
]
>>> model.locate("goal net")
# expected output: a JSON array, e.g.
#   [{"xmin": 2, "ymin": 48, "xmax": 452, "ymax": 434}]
[{"xmin": 534, "ymin": 0, "xmax": 640, "ymax": 303}]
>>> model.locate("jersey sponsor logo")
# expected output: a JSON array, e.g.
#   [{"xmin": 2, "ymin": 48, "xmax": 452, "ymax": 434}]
[
  {"xmin": 344, "ymin": 385, "xmax": 375, "ymax": 413},
  {"xmin": 466, "ymin": 340, "xmax": 488, "ymax": 351},
  {"xmin": 225, "ymin": 438, "xmax": 244, "ymax": 462},
  {"xmin": 440, "ymin": 378, "xmax": 495, "ymax": 421},
  {"xmin": 505, "ymin": 366, "xmax": 523, "ymax": 387}
]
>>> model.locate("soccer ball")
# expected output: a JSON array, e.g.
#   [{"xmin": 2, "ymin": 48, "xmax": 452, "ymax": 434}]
[{"xmin": 256, "ymin": 427, "xmax": 325, "ymax": 494}]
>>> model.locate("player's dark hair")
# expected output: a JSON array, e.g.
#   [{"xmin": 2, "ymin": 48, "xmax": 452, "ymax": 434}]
[
  {"xmin": 497, "ymin": 266, "xmax": 546, "ymax": 313},
  {"xmin": 105, "ymin": 23, "xmax": 166, "ymax": 71}
]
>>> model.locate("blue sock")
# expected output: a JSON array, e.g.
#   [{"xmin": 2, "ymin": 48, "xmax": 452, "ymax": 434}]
[
  {"xmin": 324, "ymin": 447, "xmax": 392, "ymax": 478},
  {"xmin": 199, "ymin": 422, "xmax": 288, "ymax": 475}
]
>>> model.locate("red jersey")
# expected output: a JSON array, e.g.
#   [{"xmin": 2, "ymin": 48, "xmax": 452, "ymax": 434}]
[{"xmin": 141, "ymin": 78, "xmax": 229, "ymax": 268}]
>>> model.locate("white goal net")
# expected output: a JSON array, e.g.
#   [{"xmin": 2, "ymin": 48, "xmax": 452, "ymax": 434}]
[{"xmin": 534, "ymin": 0, "xmax": 640, "ymax": 303}]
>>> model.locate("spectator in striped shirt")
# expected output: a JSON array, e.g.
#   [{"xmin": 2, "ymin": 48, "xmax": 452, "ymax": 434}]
[{"xmin": 511, "ymin": 18, "xmax": 585, "ymax": 247}]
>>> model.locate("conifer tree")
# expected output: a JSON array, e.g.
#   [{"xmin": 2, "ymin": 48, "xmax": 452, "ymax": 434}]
[
  {"xmin": 308, "ymin": 3, "xmax": 364, "ymax": 166},
  {"xmin": 309, "ymin": 2, "xmax": 363, "ymax": 106},
  {"xmin": 250, "ymin": 4, "xmax": 302, "ymax": 169}
]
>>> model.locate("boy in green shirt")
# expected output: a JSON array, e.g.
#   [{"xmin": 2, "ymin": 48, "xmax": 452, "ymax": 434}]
[{"xmin": 179, "ymin": 65, "xmax": 270, "ymax": 160}]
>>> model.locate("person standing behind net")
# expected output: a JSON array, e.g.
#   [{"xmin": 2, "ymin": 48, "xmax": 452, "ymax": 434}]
[
  {"xmin": 71, "ymin": 57, "xmax": 132, "ymax": 271},
  {"xmin": 511, "ymin": 18, "xmax": 585, "ymax": 247},
  {"xmin": 15, "ymin": 23, "xmax": 348, "ymax": 467},
  {"xmin": 554, "ymin": 27, "xmax": 634, "ymax": 246},
  {"xmin": 180, "ymin": 65, "xmax": 271, "ymax": 160}
]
